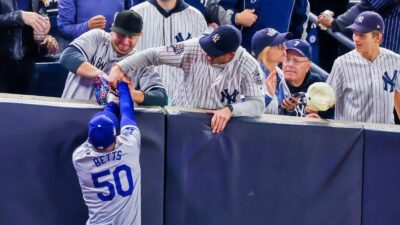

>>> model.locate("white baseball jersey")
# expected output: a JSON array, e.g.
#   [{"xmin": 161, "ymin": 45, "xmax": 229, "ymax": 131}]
[
  {"xmin": 131, "ymin": 1, "xmax": 207, "ymax": 100},
  {"xmin": 61, "ymin": 29, "xmax": 164, "ymax": 101},
  {"xmin": 327, "ymin": 48, "xmax": 400, "ymax": 123},
  {"xmin": 118, "ymin": 38, "xmax": 265, "ymax": 110},
  {"xmin": 73, "ymin": 125, "xmax": 141, "ymax": 225}
]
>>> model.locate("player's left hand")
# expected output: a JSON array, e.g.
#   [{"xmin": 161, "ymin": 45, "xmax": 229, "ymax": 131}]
[
  {"xmin": 207, "ymin": 107, "xmax": 233, "ymax": 133},
  {"xmin": 43, "ymin": 35, "xmax": 58, "ymax": 55}
]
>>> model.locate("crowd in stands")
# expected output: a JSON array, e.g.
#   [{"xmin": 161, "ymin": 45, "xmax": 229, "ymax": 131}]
[{"xmin": 1, "ymin": 0, "xmax": 399, "ymax": 126}]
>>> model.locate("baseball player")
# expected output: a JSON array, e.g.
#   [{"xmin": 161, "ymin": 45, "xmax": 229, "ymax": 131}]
[
  {"xmin": 72, "ymin": 81, "xmax": 141, "ymax": 225},
  {"xmin": 60, "ymin": 10, "xmax": 167, "ymax": 107},
  {"xmin": 327, "ymin": 11, "xmax": 400, "ymax": 123},
  {"xmin": 131, "ymin": 0, "xmax": 207, "ymax": 102},
  {"xmin": 108, "ymin": 25, "xmax": 265, "ymax": 133}
]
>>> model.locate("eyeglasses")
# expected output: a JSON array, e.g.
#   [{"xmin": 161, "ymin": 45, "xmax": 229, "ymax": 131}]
[{"xmin": 285, "ymin": 56, "xmax": 309, "ymax": 65}]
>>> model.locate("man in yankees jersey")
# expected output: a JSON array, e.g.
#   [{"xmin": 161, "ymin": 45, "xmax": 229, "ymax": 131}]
[
  {"xmin": 73, "ymin": 82, "xmax": 141, "ymax": 225},
  {"xmin": 327, "ymin": 11, "xmax": 400, "ymax": 123},
  {"xmin": 60, "ymin": 10, "xmax": 167, "ymax": 107},
  {"xmin": 131, "ymin": 0, "xmax": 207, "ymax": 102},
  {"xmin": 108, "ymin": 25, "xmax": 265, "ymax": 133}
]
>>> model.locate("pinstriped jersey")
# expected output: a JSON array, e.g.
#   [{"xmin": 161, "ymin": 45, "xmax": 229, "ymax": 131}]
[
  {"xmin": 61, "ymin": 29, "xmax": 164, "ymax": 102},
  {"xmin": 73, "ymin": 125, "xmax": 141, "ymax": 225},
  {"xmin": 327, "ymin": 48, "xmax": 400, "ymax": 123},
  {"xmin": 367, "ymin": 0, "xmax": 400, "ymax": 53},
  {"xmin": 131, "ymin": 1, "xmax": 207, "ymax": 100},
  {"xmin": 118, "ymin": 38, "xmax": 265, "ymax": 110}
]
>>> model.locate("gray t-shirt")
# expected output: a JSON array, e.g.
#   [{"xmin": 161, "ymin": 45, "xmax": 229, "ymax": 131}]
[{"xmin": 61, "ymin": 29, "xmax": 164, "ymax": 102}]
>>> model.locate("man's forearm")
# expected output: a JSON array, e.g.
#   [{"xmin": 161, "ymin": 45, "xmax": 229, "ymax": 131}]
[
  {"xmin": 117, "ymin": 48, "xmax": 160, "ymax": 75},
  {"xmin": 232, "ymin": 96, "xmax": 265, "ymax": 117}
]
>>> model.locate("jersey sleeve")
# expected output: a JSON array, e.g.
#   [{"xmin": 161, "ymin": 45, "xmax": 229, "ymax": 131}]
[
  {"xmin": 70, "ymin": 29, "xmax": 105, "ymax": 62},
  {"xmin": 239, "ymin": 56, "xmax": 266, "ymax": 98},
  {"xmin": 118, "ymin": 39, "xmax": 198, "ymax": 76},
  {"xmin": 118, "ymin": 125, "xmax": 141, "ymax": 147}
]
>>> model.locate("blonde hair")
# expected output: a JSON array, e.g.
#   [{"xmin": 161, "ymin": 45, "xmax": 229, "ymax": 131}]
[{"xmin": 257, "ymin": 46, "xmax": 271, "ymax": 62}]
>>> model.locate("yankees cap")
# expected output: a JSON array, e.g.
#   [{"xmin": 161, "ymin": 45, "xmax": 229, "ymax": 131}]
[
  {"xmin": 251, "ymin": 28, "xmax": 292, "ymax": 58},
  {"xmin": 199, "ymin": 25, "xmax": 242, "ymax": 58},
  {"xmin": 88, "ymin": 111, "xmax": 119, "ymax": 150},
  {"xmin": 347, "ymin": 11, "xmax": 384, "ymax": 34},
  {"xmin": 111, "ymin": 10, "xmax": 143, "ymax": 36},
  {"xmin": 285, "ymin": 39, "xmax": 312, "ymax": 60},
  {"xmin": 306, "ymin": 82, "xmax": 336, "ymax": 112}
]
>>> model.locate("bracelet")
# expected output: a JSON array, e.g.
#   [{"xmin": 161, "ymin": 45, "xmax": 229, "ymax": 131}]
[{"xmin": 226, "ymin": 104, "xmax": 233, "ymax": 112}]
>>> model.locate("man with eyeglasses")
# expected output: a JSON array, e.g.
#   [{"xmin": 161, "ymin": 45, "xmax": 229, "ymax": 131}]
[
  {"xmin": 60, "ymin": 10, "xmax": 168, "ymax": 107},
  {"xmin": 281, "ymin": 39, "xmax": 334, "ymax": 118}
]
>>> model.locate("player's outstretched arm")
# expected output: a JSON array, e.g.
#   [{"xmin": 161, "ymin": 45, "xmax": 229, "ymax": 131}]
[{"xmin": 118, "ymin": 82, "xmax": 137, "ymax": 128}]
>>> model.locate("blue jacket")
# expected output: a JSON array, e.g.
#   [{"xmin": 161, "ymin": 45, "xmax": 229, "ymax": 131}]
[
  {"xmin": 57, "ymin": 0, "xmax": 133, "ymax": 41},
  {"xmin": 217, "ymin": 0, "xmax": 309, "ymax": 53}
]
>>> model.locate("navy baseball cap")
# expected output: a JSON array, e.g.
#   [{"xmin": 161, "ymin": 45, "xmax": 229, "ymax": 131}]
[
  {"xmin": 347, "ymin": 11, "xmax": 384, "ymax": 34},
  {"xmin": 199, "ymin": 25, "xmax": 242, "ymax": 58},
  {"xmin": 251, "ymin": 28, "xmax": 292, "ymax": 58},
  {"xmin": 285, "ymin": 39, "xmax": 312, "ymax": 60},
  {"xmin": 111, "ymin": 10, "xmax": 143, "ymax": 36},
  {"xmin": 88, "ymin": 111, "xmax": 119, "ymax": 150}
]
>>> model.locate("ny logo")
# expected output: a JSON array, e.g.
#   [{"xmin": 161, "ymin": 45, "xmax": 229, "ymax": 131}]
[
  {"xmin": 212, "ymin": 34, "xmax": 220, "ymax": 43},
  {"xmin": 221, "ymin": 89, "xmax": 239, "ymax": 104},
  {"xmin": 356, "ymin": 16, "xmax": 364, "ymax": 23},
  {"xmin": 91, "ymin": 56, "xmax": 107, "ymax": 70},
  {"xmin": 175, "ymin": 32, "xmax": 192, "ymax": 43},
  {"xmin": 267, "ymin": 28, "xmax": 277, "ymax": 37},
  {"xmin": 294, "ymin": 40, "xmax": 300, "ymax": 46},
  {"xmin": 250, "ymin": 0, "xmax": 257, "ymax": 3},
  {"xmin": 382, "ymin": 70, "xmax": 398, "ymax": 92}
]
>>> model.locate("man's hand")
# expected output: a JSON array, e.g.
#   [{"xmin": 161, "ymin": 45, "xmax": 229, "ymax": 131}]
[
  {"xmin": 42, "ymin": 35, "xmax": 58, "ymax": 55},
  {"xmin": 317, "ymin": 14, "xmax": 333, "ymax": 29},
  {"xmin": 107, "ymin": 65, "xmax": 131, "ymax": 88},
  {"xmin": 207, "ymin": 107, "xmax": 233, "ymax": 133},
  {"xmin": 264, "ymin": 70, "xmax": 277, "ymax": 97},
  {"xmin": 21, "ymin": 11, "xmax": 48, "ymax": 33},
  {"xmin": 88, "ymin": 15, "xmax": 106, "ymax": 30},
  {"xmin": 281, "ymin": 97, "xmax": 299, "ymax": 111},
  {"xmin": 126, "ymin": 79, "xmax": 144, "ymax": 104},
  {"xmin": 235, "ymin": 9, "xmax": 257, "ymax": 27}
]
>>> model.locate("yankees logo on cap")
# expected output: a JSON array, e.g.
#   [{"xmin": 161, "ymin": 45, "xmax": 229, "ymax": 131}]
[
  {"xmin": 212, "ymin": 34, "xmax": 221, "ymax": 43},
  {"xmin": 346, "ymin": 11, "xmax": 384, "ymax": 34},
  {"xmin": 199, "ymin": 25, "xmax": 242, "ymax": 58}
]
